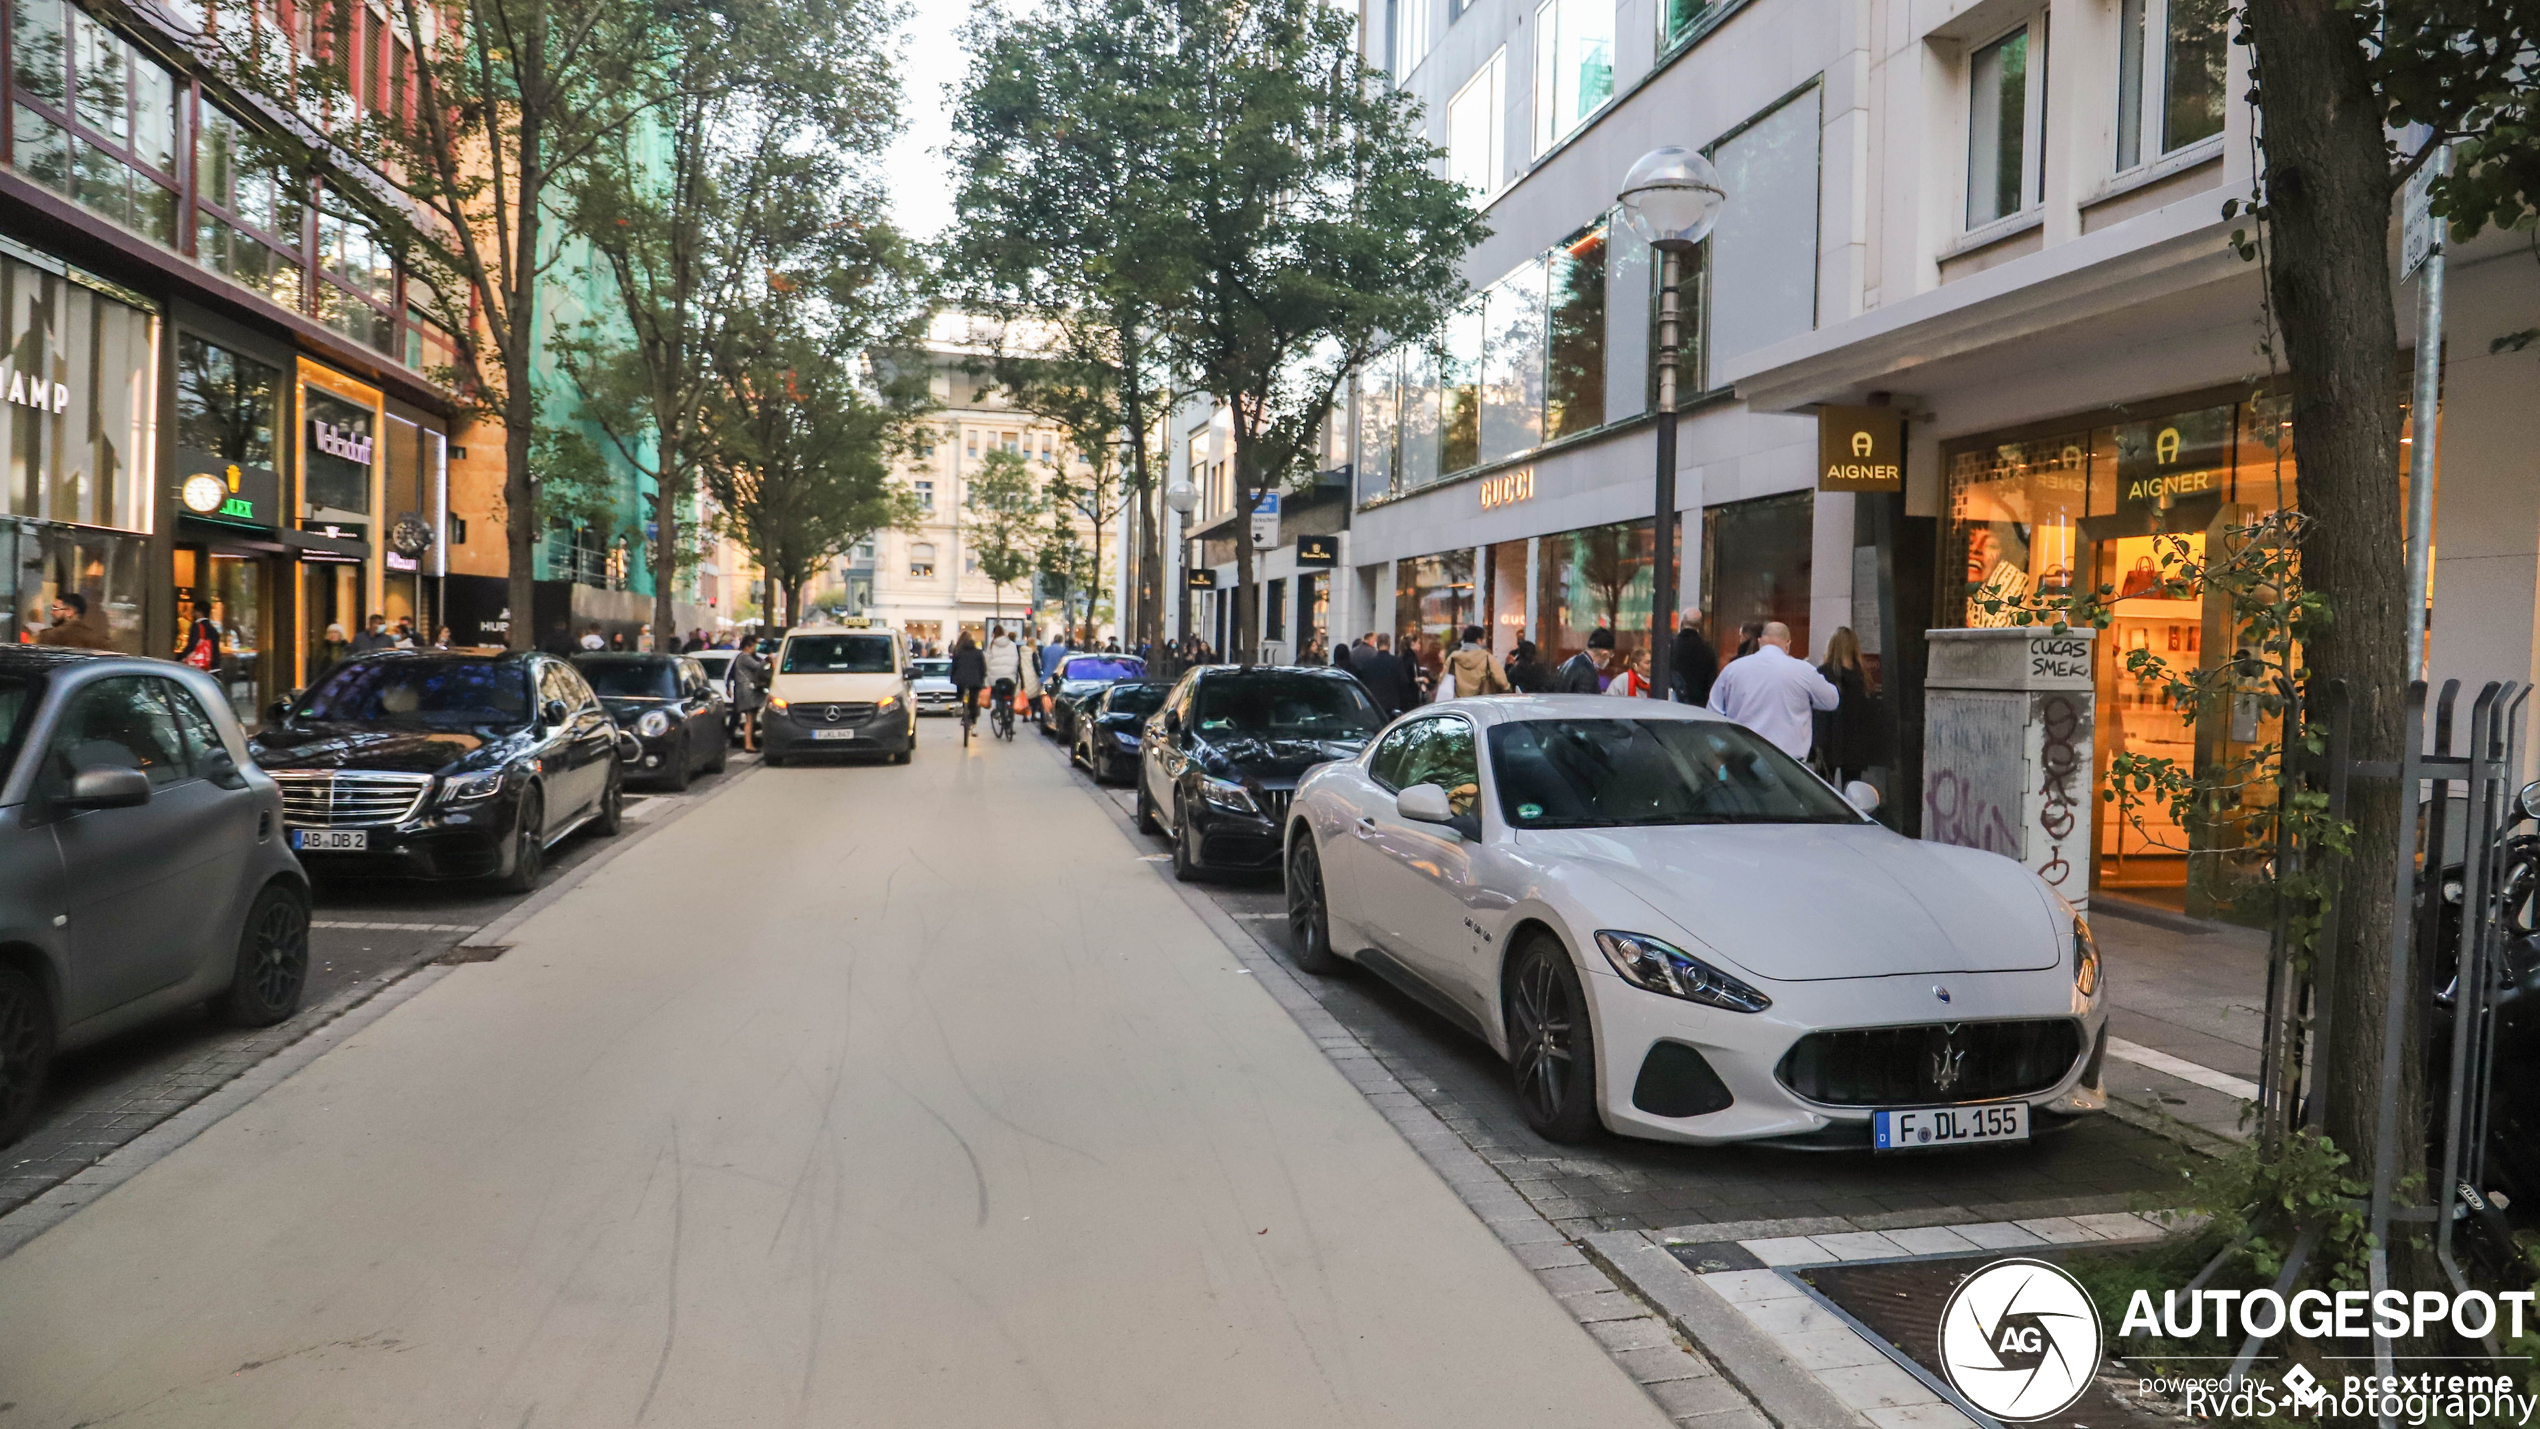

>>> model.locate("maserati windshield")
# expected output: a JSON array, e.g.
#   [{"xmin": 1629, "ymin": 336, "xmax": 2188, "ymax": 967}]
[{"xmin": 1489, "ymin": 718, "xmax": 1864, "ymax": 828}]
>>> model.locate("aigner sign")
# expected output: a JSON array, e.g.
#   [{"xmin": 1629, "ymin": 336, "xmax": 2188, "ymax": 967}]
[{"xmin": 1817, "ymin": 406, "xmax": 1904, "ymax": 493}]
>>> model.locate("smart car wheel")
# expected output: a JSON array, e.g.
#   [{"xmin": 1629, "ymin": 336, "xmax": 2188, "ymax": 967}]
[
  {"xmin": 0, "ymin": 963, "xmax": 53, "ymax": 1148},
  {"xmin": 214, "ymin": 883, "xmax": 310, "ymax": 1028},
  {"xmin": 496, "ymin": 789, "xmax": 546, "ymax": 894},
  {"xmin": 1285, "ymin": 834, "xmax": 1340, "ymax": 974},
  {"xmin": 1507, "ymin": 935, "xmax": 1601, "ymax": 1143}
]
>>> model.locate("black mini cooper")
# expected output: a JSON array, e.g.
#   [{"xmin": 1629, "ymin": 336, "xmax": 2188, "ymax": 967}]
[{"xmin": 249, "ymin": 650, "xmax": 630, "ymax": 891}]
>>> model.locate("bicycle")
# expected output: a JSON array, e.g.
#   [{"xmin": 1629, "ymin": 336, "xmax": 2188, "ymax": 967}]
[
  {"xmin": 959, "ymin": 686, "xmax": 982, "ymax": 745},
  {"xmin": 990, "ymin": 679, "xmax": 1017, "ymax": 741}
]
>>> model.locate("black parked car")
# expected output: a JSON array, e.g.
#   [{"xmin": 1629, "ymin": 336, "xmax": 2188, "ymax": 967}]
[
  {"xmin": 1136, "ymin": 665, "xmax": 1387, "ymax": 881},
  {"xmin": 249, "ymin": 650, "xmax": 628, "ymax": 893},
  {"xmin": 1072, "ymin": 680, "xmax": 1170, "ymax": 785},
  {"xmin": 1039, "ymin": 652, "xmax": 1146, "ymax": 742},
  {"xmin": 0, "ymin": 649, "xmax": 311, "ymax": 1146},
  {"xmin": 572, "ymin": 653, "xmax": 726, "ymax": 790}
]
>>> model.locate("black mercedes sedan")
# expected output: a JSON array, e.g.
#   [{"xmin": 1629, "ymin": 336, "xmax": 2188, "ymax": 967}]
[
  {"xmin": 1072, "ymin": 679, "xmax": 1170, "ymax": 784},
  {"xmin": 1039, "ymin": 652, "xmax": 1146, "ymax": 743},
  {"xmin": 249, "ymin": 650, "xmax": 627, "ymax": 892},
  {"xmin": 571, "ymin": 653, "xmax": 726, "ymax": 790},
  {"xmin": 1135, "ymin": 665, "xmax": 1386, "ymax": 881}
]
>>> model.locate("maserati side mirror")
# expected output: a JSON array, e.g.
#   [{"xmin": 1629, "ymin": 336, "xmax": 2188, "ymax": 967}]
[{"xmin": 1397, "ymin": 783, "xmax": 1456, "ymax": 826}]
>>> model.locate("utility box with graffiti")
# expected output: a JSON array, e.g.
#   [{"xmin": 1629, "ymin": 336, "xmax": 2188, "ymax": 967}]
[{"xmin": 1923, "ymin": 627, "xmax": 2095, "ymax": 912}]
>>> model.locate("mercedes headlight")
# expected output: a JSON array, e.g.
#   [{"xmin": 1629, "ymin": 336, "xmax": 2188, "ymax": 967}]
[
  {"xmin": 440, "ymin": 769, "xmax": 506, "ymax": 803},
  {"xmin": 766, "ymin": 695, "xmax": 789, "ymax": 712},
  {"xmin": 1594, "ymin": 931, "xmax": 1772, "ymax": 1013},
  {"xmin": 1198, "ymin": 775, "xmax": 1260, "ymax": 816},
  {"xmin": 876, "ymin": 695, "xmax": 900, "ymax": 713},
  {"xmin": 2074, "ymin": 916, "xmax": 2101, "ymax": 998},
  {"xmin": 635, "ymin": 710, "xmax": 672, "ymax": 738}
]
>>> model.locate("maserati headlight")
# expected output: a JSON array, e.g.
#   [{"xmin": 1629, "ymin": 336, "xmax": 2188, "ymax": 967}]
[
  {"xmin": 2074, "ymin": 916, "xmax": 2101, "ymax": 998},
  {"xmin": 1594, "ymin": 931, "xmax": 1772, "ymax": 1013},
  {"xmin": 635, "ymin": 710, "xmax": 672, "ymax": 738},
  {"xmin": 1198, "ymin": 775, "xmax": 1260, "ymax": 816},
  {"xmin": 440, "ymin": 769, "xmax": 506, "ymax": 803}
]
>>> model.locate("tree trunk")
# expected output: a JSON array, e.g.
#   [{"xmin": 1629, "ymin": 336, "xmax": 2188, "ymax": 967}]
[
  {"xmin": 780, "ymin": 576, "xmax": 801, "ymax": 630},
  {"xmin": 1088, "ymin": 500, "xmax": 1104, "ymax": 643},
  {"xmin": 1121, "ymin": 323, "xmax": 1159, "ymax": 651},
  {"xmin": 2244, "ymin": 0, "xmax": 2414, "ymax": 1198},
  {"xmin": 504, "ymin": 376, "xmax": 539, "ymax": 652},
  {"xmin": 653, "ymin": 480, "xmax": 678, "ymax": 652}
]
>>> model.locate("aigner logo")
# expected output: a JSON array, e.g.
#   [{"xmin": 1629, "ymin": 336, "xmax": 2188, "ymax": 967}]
[
  {"xmin": 1851, "ymin": 430, "xmax": 1874, "ymax": 457},
  {"xmin": 1939, "ymin": 1258, "xmax": 2102, "ymax": 1421}
]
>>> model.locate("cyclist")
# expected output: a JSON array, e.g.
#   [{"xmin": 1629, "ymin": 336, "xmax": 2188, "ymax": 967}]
[
  {"xmin": 950, "ymin": 630, "xmax": 988, "ymax": 740},
  {"xmin": 985, "ymin": 626, "xmax": 1023, "ymax": 740}
]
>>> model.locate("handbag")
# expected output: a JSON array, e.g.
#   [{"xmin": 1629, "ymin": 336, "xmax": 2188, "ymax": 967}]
[{"xmin": 2118, "ymin": 555, "xmax": 2159, "ymax": 599}]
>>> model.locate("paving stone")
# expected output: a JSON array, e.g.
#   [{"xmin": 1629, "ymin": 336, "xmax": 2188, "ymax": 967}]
[
  {"xmin": 1813, "ymin": 1231, "xmax": 1908, "ymax": 1261},
  {"xmin": 1534, "ymin": 1263, "xmax": 1615, "ymax": 1296},
  {"xmin": 2069, "ymin": 1210, "xmax": 2163, "ymax": 1240},
  {"xmin": 1955, "ymin": 1221, "xmax": 2047, "ymax": 1249},
  {"xmin": 1735, "ymin": 1297, "xmax": 1849, "ymax": 1337},
  {"xmin": 1862, "ymin": 1405, "xmax": 1978, "ymax": 1429},
  {"xmin": 1696, "ymin": 1269, "xmax": 1797, "ymax": 1305},
  {"xmin": 1885, "ymin": 1225, "xmax": 1980, "ymax": 1256},
  {"xmin": 1742, "ymin": 1236, "xmax": 1838, "ymax": 1266},
  {"xmin": 1588, "ymin": 1317, "xmax": 1678, "ymax": 1353},
  {"xmin": 1611, "ymin": 1345, "xmax": 1715, "ymax": 1383},
  {"xmin": 1559, "ymin": 1289, "xmax": 1643, "ymax": 1323},
  {"xmin": 1644, "ymin": 1375, "xmax": 1753, "ymax": 1417},
  {"xmin": 1673, "ymin": 1406, "xmax": 1775, "ymax": 1429},
  {"xmin": 1817, "ymin": 1361, "xmax": 1944, "ymax": 1412},
  {"xmin": 1776, "ymin": 1327, "xmax": 1890, "ymax": 1371},
  {"xmin": 2009, "ymin": 1215, "xmax": 2099, "ymax": 1244}
]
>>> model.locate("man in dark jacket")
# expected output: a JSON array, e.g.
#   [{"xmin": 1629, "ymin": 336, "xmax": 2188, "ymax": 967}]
[
  {"xmin": 1554, "ymin": 627, "xmax": 1615, "ymax": 693},
  {"xmin": 1671, "ymin": 610, "xmax": 1719, "ymax": 705},
  {"xmin": 1352, "ymin": 637, "xmax": 1409, "ymax": 717}
]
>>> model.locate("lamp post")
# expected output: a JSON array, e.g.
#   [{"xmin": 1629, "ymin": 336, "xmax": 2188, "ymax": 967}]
[
  {"xmin": 1166, "ymin": 480, "xmax": 1198, "ymax": 662},
  {"xmin": 1617, "ymin": 148, "xmax": 1727, "ymax": 700}
]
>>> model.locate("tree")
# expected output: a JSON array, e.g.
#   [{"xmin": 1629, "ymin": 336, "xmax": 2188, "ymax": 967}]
[
  {"xmin": 2228, "ymin": 0, "xmax": 2538, "ymax": 1284},
  {"xmin": 218, "ymin": 0, "xmax": 681, "ymax": 649},
  {"xmin": 963, "ymin": 447, "xmax": 1044, "ymax": 633},
  {"xmin": 947, "ymin": 0, "xmax": 1179, "ymax": 650},
  {"xmin": 1146, "ymin": 0, "xmax": 1484, "ymax": 663},
  {"xmin": 560, "ymin": 0, "xmax": 901, "ymax": 651},
  {"xmin": 1039, "ymin": 443, "xmax": 1126, "ymax": 639}
]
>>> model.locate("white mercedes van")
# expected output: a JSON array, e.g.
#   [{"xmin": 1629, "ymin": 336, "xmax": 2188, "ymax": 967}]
[{"xmin": 761, "ymin": 623, "xmax": 916, "ymax": 766}]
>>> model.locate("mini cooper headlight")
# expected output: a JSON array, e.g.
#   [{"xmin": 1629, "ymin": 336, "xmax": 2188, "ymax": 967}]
[
  {"xmin": 2074, "ymin": 916, "xmax": 2101, "ymax": 997},
  {"xmin": 1594, "ymin": 931, "xmax": 1772, "ymax": 1013},
  {"xmin": 440, "ymin": 769, "xmax": 506, "ymax": 803},
  {"xmin": 1198, "ymin": 775, "xmax": 1260, "ymax": 816},
  {"xmin": 636, "ymin": 710, "xmax": 672, "ymax": 738}
]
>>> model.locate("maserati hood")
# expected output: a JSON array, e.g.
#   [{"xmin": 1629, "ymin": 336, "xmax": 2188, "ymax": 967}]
[{"xmin": 1534, "ymin": 823, "xmax": 2064, "ymax": 982}]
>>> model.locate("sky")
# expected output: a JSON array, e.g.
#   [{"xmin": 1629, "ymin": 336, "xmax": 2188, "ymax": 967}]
[{"xmin": 884, "ymin": 1, "xmax": 1037, "ymax": 243}]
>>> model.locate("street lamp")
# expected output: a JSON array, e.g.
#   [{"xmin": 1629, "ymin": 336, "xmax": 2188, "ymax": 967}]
[
  {"xmin": 1165, "ymin": 481, "xmax": 1198, "ymax": 655},
  {"xmin": 1618, "ymin": 147, "xmax": 1727, "ymax": 700}
]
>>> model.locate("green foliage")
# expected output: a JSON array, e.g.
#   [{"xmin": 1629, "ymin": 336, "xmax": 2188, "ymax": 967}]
[
  {"xmin": 2372, "ymin": 0, "xmax": 2540, "ymax": 241},
  {"xmin": 529, "ymin": 424, "xmax": 617, "ymax": 535},
  {"xmin": 965, "ymin": 448, "xmax": 1047, "ymax": 596},
  {"xmin": 1970, "ymin": 499, "xmax": 2346, "ymax": 947}
]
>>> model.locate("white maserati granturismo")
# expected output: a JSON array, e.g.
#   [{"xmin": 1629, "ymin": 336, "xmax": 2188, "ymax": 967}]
[{"xmin": 1281, "ymin": 695, "xmax": 2107, "ymax": 1149}]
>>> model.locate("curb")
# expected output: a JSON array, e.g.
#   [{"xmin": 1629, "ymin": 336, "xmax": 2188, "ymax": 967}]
[{"xmin": 0, "ymin": 758, "xmax": 761, "ymax": 1262}]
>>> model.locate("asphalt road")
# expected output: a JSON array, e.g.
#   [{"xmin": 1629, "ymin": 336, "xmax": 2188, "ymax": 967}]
[
  {"xmin": 1042, "ymin": 718, "xmax": 2226, "ymax": 1237},
  {"xmin": 0, "ymin": 753, "xmax": 762, "ymax": 1218}
]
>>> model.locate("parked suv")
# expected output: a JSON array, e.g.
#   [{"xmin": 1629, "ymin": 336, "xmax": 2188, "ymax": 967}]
[
  {"xmin": 248, "ymin": 649, "xmax": 628, "ymax": 892},
  {"xmin": 0, "ymin": 648, "xmax": 310, "ymax": 1147}
]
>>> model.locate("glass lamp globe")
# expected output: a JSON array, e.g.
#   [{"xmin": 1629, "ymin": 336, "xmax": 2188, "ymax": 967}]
[
  {"xmin": 1165, "ymin": 481, "xmax": 1198, "ymax": 515},
  {"xmin": 1617, "ymin": 147, "xmax": 1727, "ymax": 251}
]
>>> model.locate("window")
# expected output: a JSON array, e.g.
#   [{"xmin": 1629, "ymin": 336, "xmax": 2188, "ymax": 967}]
[
  {"xmin": 909, "ymin": 543, "xmax": 936, "ymax": 578},
  {"xmin": 37, "ymin": 676, "xmax": 190, "ymax": 795},
  {"xmin": 2116, "ymin": 0, "xmax": 2226, "ymax": 169},
  {"xmin": 1440, "ymin": 297, "xmax": 1483, "ymax": 474},
  {"xmin": 1660, "ymin": 0, "xmax": 1722, "ymax": 50},
  {"xmin": 302, "ymin": 386, "xmax": 374, "ymax": 517},
  {"xmin": 779, "ymin": 634, "xmax": 896, "ymax": 674},
  {"xmin": 11, "ymin": 0, "xmax": 180, "ymax": 244},
  {"xmin": 315, "ymin": 190, "xmax": 396, "ymax": 353},
  {"xmin": 915, "ymin": 478, "xmax": 935, "ymax": 511},
  {"xmin": 965, "ymin": 430, "xmax": 978, "ymax": 456},
  {"xmin": 1446, "ymin": 48, "xmax": 1504, "ymax": 201},
  {"xmin": 195, "ymin": 102, "xmax": 306, "ymax": 310},
  {"xmin": 1967, "ymin": 20, "xmax": 2044, "ymax": 228},
  {"xmin": 1489, "ymin": 718, "xmax": 1861, "ymax": 828},
  {"xmin": 1391, "ymin": 0, "xmax": 1431, "ymax": 80},
  {"xmin": 175, "ymin": 335, "xmax": 281, "ymax": 470},
  {"xmin": 1001, "ymin": 431, "xmax": 1019, "ymax": 452},
  {"xmin": 1547, "ymin": 222, "xmax": 1606, "ymax": 439},
  {"xmin": 1532, "ymin": 0, "xmax": 1613, "ymax": 154},
  {"xmin": 1479, "ymin": 256, "xmax": 1545, "ymax": 464},
  {"xmin": 1370, "ymin": 716, "xmax": 1480, "ymax": 821},
  {"xmin": 0, "ymin": 254, "xmax": 157, "ymax": 533},
  {"xmin": 1709, "ymin": 88, "xmax": 1821, "ymax": 369},
  {"xmin": 1356, "ymin": 352, "xmax": 1399, "ymax": 503}
]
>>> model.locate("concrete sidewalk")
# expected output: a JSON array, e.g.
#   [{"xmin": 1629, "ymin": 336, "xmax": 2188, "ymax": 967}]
[{"xmin": 0, "ymin": 723, "xmax": 1677, "ymax": 1427}]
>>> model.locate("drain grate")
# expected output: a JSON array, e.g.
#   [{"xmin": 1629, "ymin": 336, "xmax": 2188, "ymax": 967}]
[{"xmin": 439, "ymin": 944, "xmax": 512, "ymax": 964}]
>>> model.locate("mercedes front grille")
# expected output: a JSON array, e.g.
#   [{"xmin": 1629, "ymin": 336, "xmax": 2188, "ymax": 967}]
[{"xmin": 269, "ymin": 770, "xmax": 434, "ymax": 827}]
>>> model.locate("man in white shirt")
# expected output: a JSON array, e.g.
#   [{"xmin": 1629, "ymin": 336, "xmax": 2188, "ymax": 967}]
[{"xmin": 1706, "ymin": 621, "xmax": 1837, "ymax": 759}]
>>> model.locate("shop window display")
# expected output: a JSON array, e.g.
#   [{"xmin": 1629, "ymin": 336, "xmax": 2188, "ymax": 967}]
[
  {"xmin": 1536, "ymin": 519, "xmax": 1651, "ymax": 671},
  {"xmin": 0, "ymin": 252, "xmax": 157, "ymax": 533},
  {"xmin": 1396, "ymin": 550, "xmax": 1476, "ymax": 692},
  {"xmin": 1701, "ymin": 491, "xmax": 1813, "ymax": 658}
]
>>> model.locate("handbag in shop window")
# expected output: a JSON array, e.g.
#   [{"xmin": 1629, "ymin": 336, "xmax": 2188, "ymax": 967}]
[{"xmin": 2118, "ymin": 555, "xmax": 2161, "ymax": 600}]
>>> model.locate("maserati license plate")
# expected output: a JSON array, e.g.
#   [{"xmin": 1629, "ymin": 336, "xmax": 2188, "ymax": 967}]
[
  {"xmin": 292, "ymin": 828, "xmax": 368, "ymax": 852},
  {"xmin": 810, "ymin": 729, "xmax": 856, "ymax": 740},
  {"xmin": 1873, "ymin": 1103, "xmax": 2028, "ymax": 1151}
]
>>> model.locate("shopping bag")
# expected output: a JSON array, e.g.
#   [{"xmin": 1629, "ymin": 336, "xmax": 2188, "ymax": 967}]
[{"xmin": 2118, "ymin": 555, "xmax": 2159, "ymax": 599}]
